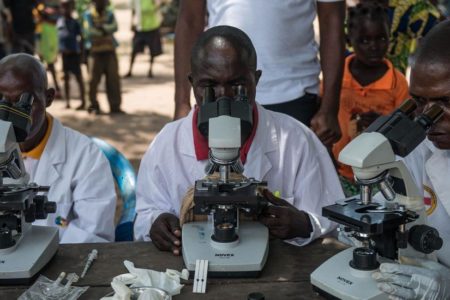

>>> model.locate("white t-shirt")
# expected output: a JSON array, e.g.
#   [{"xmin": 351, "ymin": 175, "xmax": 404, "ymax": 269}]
[{"xmin": 206, "ymin": 0, "xmax": 343, "ymax": 105}]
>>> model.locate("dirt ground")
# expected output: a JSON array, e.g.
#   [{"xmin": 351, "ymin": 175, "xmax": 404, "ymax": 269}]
[{"xmin": 47, "ymin": 3, "xmax": 191, "ymax": 173}]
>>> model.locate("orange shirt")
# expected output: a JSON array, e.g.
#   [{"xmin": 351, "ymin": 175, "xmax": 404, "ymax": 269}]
[{"xmin": 333, "ymin": 54, "xmax": 409, "ymax": 180}]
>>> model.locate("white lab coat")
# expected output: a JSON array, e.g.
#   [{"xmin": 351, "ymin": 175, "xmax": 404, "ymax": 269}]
[
  {"xmin": 134, "ymin": 104, "xmax": 344, "ymax": 246},
  {"xmin": 403, "ymin": 140, "xmax": 450, "ymax": 267},
  {"xmin": 28, "ymin": 118, "xmax": 116, "ymax": 243}
]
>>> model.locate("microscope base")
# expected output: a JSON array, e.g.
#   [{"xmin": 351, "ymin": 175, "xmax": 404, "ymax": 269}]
[
  {"xmin": 182, "ymin": 221, "xmax": 269, "ymax": 278},
  {"xmin": 311, "ymin": 247, "xmax": 389, "ymax": 300},
  {"xmin": 0, "ymin": 225, "xmax": 59, "ymax": 284}
]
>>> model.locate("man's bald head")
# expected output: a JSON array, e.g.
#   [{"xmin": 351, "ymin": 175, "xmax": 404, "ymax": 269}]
[
  {"xmin": 0, "ymin": 54, "xmax": 55, "ymax": 151},
  {"xmin": 413, "ymin": 20, "xmax": 450, "ymax": 70},
  {"xmin": 191, "ymin": 25, "xmax": 257, "ymax": 74},
  {"xmin": 0, "ymin": 53, "xmax": 48, "ymax": 96}
]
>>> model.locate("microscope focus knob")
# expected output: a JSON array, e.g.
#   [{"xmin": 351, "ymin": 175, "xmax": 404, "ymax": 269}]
[
  {"xmin": 45, "ymin": 201, "xmax": 57, "ymax": 214},
  {"xmin": 409, "ymin": 225, "xmax": 443, "ymax": 254},
  {"xmin": 247, "ymin": 292, "xmax": 265, "ymax": 300},
  {"xmin": 34, "ymin": 196, "xmax": 57, "ymax": 219},
  {"xmin": 0, "ymin": 228, "xmax": 15, "ymax": 249}
]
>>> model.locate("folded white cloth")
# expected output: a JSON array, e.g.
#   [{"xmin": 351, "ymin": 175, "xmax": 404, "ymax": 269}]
[{"xmin": 101, "ymin": 260, "xmax": 188, "ymax": 300}]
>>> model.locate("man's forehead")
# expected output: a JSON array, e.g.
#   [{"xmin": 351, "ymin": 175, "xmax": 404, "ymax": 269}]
[
  {"xmin": 0, "ymin": 70, "xmax": 43, "ymax": 98},
  {"xmin": 0, "ymin": 69, "xmax": 33, "ymax": 85},
  {"xmin": 410, "ymin": 68, "xmax": 450, "ymax": 97},
  {"xmin": 194, "ymin": 48, "xmax": 248, "ymax": 73}
]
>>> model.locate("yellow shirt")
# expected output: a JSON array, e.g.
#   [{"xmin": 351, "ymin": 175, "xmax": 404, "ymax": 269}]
[{"xmin": 22, "ymin": 114, "xmax": 53, "ymax": 159}]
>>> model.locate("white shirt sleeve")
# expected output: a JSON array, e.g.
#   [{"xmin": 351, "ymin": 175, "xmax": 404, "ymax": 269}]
[
  {"xmin": 285, "ymin": 130, "xmax": 343, "ymax": 246},
  {"xmin": 134, "ymin": 143, "xmax": 175, "ymax": 241}
]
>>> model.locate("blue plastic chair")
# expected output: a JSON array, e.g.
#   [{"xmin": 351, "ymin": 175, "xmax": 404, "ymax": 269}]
[{"xmin": 91, "ymin": 137, "xmax": 137, "ymax": 241}]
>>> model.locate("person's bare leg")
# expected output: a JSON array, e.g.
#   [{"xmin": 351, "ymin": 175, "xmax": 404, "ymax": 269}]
[
  {"xmin": 125, "ymin": 50, "xmax": 137, "ymax": 78},
  {"xmin": 147, "ymin": 56, "xmax": 154, "ymax": 78},
  {"xmin": 75, "ymin": 72, "xmax": 86, "ymax": 110},
  {"xmin": 48, "ymin": 63, "xmax": 61, "ymax": 97},
  {"xmin": 88, "ymin": 55, "xmax": 103, "ymax": 114}
]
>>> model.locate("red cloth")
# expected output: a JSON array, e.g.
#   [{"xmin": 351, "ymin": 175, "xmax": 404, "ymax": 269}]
[{"xmin": 192, "ymin": 104, "xmax": 258, "ymax": 164}]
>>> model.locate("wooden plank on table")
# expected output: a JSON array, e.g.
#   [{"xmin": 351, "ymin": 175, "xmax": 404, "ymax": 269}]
[
  {"xmin": 0, "ymin": 238, "xmax": 344, "ymax": 299},
  {"xmin": 1, "ymin": 282, "xmax": 325, "ymax": 300},
  {"xmin": 39, "ymin": 241, "xmax": 183, "ymax": 286},
  {"xmin": 43, "ymin": 239, "xmax": 341, "ymax": 286}
]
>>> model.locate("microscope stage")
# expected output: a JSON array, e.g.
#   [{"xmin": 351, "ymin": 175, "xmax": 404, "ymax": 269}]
[
  {"xmin": 182, "ymin": 221, "xmax": 269, "ymax": 278},
  {"xmin": 323, "ymin": 197, "xmax": 410, "ymax": 235}
]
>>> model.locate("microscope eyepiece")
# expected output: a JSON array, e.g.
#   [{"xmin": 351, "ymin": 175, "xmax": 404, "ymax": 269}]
[
  {"xmin": 235, "ymin": 85, "xmax": 248, "ymax": 101},
  {"xmin": 16, "ymin": 93, "xmax": 34, "ymax": 115},
  {"xmin": 398, "ymin": 99, "xmax": 418, "ymax": 116},
  {"xmin": 0, "ymin": 92, "xmax": 34, "ymax": 142},
  {"xmin": 414, "ymin": 104, "xmax": 444, "ymax": 131},
  {"xmin": 203, "ymin": 87, "xmax": 215, "ymax": 104}
]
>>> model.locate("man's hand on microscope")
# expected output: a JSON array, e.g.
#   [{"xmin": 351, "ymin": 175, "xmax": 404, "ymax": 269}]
[
  {"xmin": 258, "ymin": 190, "xmax": 313, "ymax": 240},
  {"xmin": 150, "ymin": 213, "xmax": 182, "ymax": 256}
]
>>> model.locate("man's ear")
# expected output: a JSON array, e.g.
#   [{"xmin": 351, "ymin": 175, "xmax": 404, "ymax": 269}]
[
  {"xmin": 45, "ymin": 88, "xmax": 55, "ymax": 107},
  {"xmin": 255, "ymin": 70, "xmax": 262, "ymax": 85}
]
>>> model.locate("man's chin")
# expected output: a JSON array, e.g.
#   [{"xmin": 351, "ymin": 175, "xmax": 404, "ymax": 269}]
[
  {"xmin": 431, "ymin": 141, "xmax": 450, "ymax": 150},
  {"xmin": 428, "ymin": 135, "xmax": 450, "ymax": 150}
]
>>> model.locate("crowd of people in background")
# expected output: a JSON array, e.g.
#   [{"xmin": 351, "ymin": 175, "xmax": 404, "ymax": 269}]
[
  {"xmin": 0, "ymin": 0, "xmax": 446, "ymax": 120},
  {"xmin": 1, "ymin": 1, "xmax": 449, "ymax": 298},
  {"xmin": 0, "ymin": 0, "xmax": 448, "ymax": 187},
  {"xmin": 0, "ymin": 0, "xmax": 165, "ymax": 115}
]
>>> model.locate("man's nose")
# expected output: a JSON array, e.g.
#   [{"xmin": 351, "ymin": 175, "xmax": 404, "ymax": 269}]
[
  {"xmin": 369, "ymin": 40, "xmax": 379, "ymax": 50},
  {"xmin": 422, "ymin": 101, "xmax": 446, "ymax": 118}
]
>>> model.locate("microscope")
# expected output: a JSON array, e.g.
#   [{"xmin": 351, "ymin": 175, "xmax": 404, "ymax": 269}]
[
  {"xmin": 311, "ymin": 100, "xmax": 444, "ymax": 299},
  {"xmin": 0, "ymin": 94, "xmax": 58, "ymax": 284},
  {"xmin": 182, "ymin": 86, "xmax": 269, "ymax": 277}
]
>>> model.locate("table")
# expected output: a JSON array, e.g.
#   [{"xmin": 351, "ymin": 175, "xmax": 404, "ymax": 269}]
[{"xmin": 0, "ymin": 238, "xmax": 345, "ymax": 299}]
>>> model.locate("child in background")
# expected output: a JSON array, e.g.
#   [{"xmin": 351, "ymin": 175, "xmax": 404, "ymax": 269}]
[
  {"xmin": 334, "ymin": 2, "xmax": 409, "ymax": 195},
  {"xmin": 35, "ymin": 0, "xmax": 62, "ymax": 98},
  {"xmin": 83, "ymin": 0, "xmax": 122, "ymax": 115},
  {"xmin": 57, "ymin": 0, "xmax": 86, "ymax": 109}
]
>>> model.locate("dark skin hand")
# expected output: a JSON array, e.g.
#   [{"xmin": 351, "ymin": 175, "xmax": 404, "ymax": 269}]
[
  {"xmin": 150, "ymin": 213, "xmax": 182, "ymax": 256},
  {"xmin": 151, "ymin": 189, "xmax": 313, "ymax": 253},
  {"xmin": 358, "ymin": 111, "xmax": 380, "ymax": 131},
  {"xmin": 258, "ymin": 190, "xmax": 313, "ymax": 240}
]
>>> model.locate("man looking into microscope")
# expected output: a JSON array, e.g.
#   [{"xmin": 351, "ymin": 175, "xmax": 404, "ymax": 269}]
[
  {"xmin": 372, "ymin": 21, "xmax": 450, "ymax": 300},
  {"xmin": 134, "ymin": 26, "xmax": 344, "ymax": 254},
  {"xmin": 0, "ymin": 53, "xmax": 116, "ymax": 243}
]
